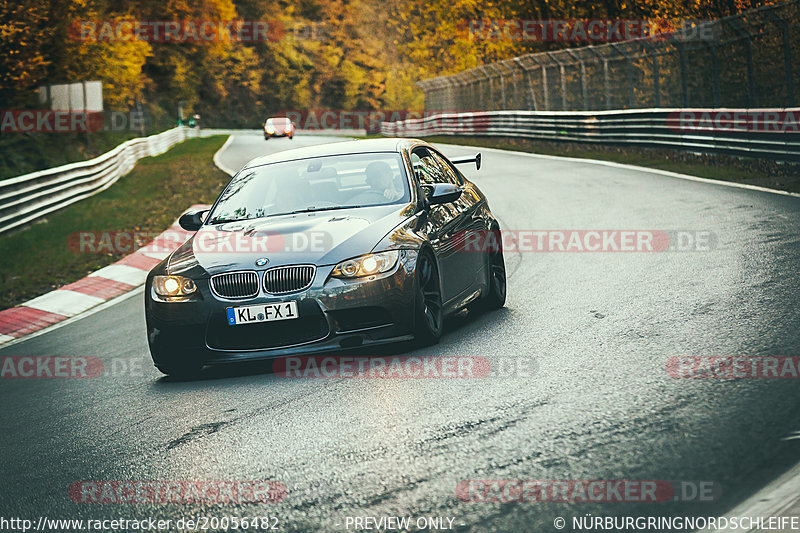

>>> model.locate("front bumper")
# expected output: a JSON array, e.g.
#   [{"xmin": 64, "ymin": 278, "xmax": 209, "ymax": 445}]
[{"xmin": 145, "ymin": 254, "xmax": 418, "ymax": 366}]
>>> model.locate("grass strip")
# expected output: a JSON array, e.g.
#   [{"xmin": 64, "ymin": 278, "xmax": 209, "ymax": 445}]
[{"xmin": 0, "ymin": 135, "xmax": 230, "ymax": 310}]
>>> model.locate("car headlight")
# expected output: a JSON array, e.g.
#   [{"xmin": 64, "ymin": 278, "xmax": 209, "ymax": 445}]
[
  {"xmin": 331, "ymin": 250, "xmax": 399, "ymax": 279},
  {"xmin": 153, "ymin": 275, "xmax": 197, "ymax": 297},
  {"xmin": 265, "ymin": 126, "xmax": 274, "ymax": 133}
]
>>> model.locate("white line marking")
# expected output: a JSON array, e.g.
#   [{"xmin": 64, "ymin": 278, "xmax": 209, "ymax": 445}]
[
  {"xmin": 23, "ymin": 290, "xmax": 105, "ymax": 317},
  {"xmin": 212, "ymin": 135, "xmax": 237, "ymax": 176},
  {"xmin": 88, "ymin": 264, "xmax": 149, "ymax": 285},
  {"xmin": 701, "ymin": 458, "xmax": 800, "ymax": 532},
  {"xmin": 781, "ymin": 431, "xmax": 800, "ymax": 441},
  {"xmin": 437, "ymin": 142, "xmax": 800, "ymax": 198}
]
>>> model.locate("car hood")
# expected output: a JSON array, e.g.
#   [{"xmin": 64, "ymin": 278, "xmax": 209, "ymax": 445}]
[{"xmin": 167, "ymin": 204, "xmax": 416, "ymax": 277}]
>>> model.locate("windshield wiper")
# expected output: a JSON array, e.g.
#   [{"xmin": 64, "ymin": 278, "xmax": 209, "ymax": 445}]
[
  {"xmin": 282, "ymin": 205, "xmax": 365, "ymax": 215},
  {"xmin": 207, "ymin": 205, "xmax": 365, "ymax": 224},
  {"xmin": 208, "ymin": 216, "xmax": 251, "ymax": 225}
]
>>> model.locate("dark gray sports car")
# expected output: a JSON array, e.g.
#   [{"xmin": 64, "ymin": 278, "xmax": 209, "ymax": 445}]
[{"xmin": 145, "ymin": 138, "xmax": 506, "ymax": 376}]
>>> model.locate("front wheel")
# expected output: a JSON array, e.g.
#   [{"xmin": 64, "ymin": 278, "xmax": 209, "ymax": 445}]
[{"xmin": 414, "ymin": 251, "xmax": 443, "ymax": 346}]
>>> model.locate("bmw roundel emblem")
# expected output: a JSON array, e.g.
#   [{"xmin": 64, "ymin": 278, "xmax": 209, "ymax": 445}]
[{"xmin": 255, "ymin": 257, "xmax": 269, "ymax": 267}]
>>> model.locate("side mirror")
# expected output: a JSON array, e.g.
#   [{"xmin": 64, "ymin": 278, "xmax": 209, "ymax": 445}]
[
  {"xmin": 424, "ymin": 183, "xmax": 462, "ymax": 206},
  {"xmin": 178, "ymin": 209, "xmax": 208, "ymax": 231}
]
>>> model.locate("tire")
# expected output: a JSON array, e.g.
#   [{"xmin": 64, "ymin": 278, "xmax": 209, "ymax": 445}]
[
  {"xmin": 471, "ymin": 228, "xmax": 506, "ymax": 312},
  {"xmin": 264, "ymin": 135, "xmax": 269, "ymax": 140},
  {"xmin": 414, "ymin": 251, "xmax": 443, "ymax": 346}
]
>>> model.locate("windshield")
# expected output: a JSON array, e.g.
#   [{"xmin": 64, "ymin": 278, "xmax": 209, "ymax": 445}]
[{"xmin": 208, "ymin": 152, "xmax": 409, "ymax": 224}]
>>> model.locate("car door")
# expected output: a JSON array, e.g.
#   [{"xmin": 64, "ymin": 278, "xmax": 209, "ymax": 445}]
[
  {"xmin": 428, "ymin": 149, "xmax": 486, "ymax": 296},
  {"xmin": 411, "ymin": 146, "xmax": 468, "ymax": 303}
]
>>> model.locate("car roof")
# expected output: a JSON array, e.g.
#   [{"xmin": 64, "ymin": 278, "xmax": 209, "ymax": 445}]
[{"xmin": 241, "ymin": 138, "xmax": 426, "ymax": 170}]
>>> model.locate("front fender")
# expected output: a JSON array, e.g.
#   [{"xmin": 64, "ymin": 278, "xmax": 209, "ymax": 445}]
[{"xmin": 372, "ymin": 212, "xmax": 427, "ymax": 253}]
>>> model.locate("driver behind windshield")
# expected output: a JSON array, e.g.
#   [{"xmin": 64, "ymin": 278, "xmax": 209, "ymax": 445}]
[{"xmin": 365, "ymin": 161, "xmax": 403, "ymax": 201}]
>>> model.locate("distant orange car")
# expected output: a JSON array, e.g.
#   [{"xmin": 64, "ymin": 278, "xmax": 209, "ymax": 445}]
[{"xmin": 264, "ymin": 117, "xmax": 295, "ymax": 140}]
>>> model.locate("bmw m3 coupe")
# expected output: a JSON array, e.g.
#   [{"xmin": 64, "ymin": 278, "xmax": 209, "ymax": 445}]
[{"xmin": 145, "ymin": 138, "xmax": 506, "ymax": 377}]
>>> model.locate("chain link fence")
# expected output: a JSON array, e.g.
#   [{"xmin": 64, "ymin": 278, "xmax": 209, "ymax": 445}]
[{"xmin": 420, "ymin": 0, "xmax": 798, "ymax": 112}]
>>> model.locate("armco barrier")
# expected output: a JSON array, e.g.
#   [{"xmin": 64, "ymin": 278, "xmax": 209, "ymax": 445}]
[
  {"xmin": 0, "ymin": 126, "xmax": 197, "ymax": 236},
  {"xmin": 380, "ymin": 109, "xmax": 800, "ymax": 160}
]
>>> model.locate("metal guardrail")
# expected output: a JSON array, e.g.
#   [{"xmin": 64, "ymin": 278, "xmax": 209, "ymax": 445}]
[
  {"xmin": 380, "ymin": 109, "xmax": 800, "ymax": 160},
  {"xmin": 0, "ymin": 127, "xmax": 196, "ymax": 236}
]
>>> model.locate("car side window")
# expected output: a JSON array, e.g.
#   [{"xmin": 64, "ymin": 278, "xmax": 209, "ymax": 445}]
[
  {"xmin": 411, "ymin": 147, "xmax": 450, "ymax": 185},
  {"xmin": 429, "ymin": 150, "xmax": 464, "ymax": 185}
]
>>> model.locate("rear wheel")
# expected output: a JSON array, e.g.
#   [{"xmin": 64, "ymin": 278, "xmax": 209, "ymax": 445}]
[{"xmin": 414, "ymin": 251, "xmax": 443, "ymax": 346}]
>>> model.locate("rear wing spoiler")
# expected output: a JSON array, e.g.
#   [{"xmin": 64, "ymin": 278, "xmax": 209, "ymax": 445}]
[{"xmin": 451, "ymin": 153, "xmax": 481, "ymax": 170}]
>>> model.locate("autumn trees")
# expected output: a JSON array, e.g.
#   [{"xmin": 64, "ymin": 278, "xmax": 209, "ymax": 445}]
[{"xmin": 0, "ymin": 0, "xmax": 774, "ymax": 127}]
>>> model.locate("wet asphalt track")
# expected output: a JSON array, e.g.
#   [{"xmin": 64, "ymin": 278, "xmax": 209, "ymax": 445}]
[{"xmin": 1, "ymin": 133, "xmax": 800, "ymax": 532}]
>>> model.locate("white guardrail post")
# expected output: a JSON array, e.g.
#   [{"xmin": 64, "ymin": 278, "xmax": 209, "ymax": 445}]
[
  {"xmin": 380, "ymin": 109, "xmax": 800, "ymax": 161},
  {"xmin": 0, "ymin": 126, "xmax": 197, "ymax": 236}
]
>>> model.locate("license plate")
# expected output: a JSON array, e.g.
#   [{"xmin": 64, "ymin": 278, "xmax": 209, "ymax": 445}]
[{"xmin": 226, "ymin": 302, "xmax": 299, "ymax": 325}]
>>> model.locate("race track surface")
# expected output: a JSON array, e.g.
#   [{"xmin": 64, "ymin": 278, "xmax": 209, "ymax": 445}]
[{"xmin": 2, "ymin": 133, "xmax": 800, "ymax": 532}]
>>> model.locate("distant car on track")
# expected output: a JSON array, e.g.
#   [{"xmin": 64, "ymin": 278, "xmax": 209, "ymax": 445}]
[
  {"xmin": 144, "ymin": 138, "xmax": 505, "ymax": 377},
  {"xmin": 263, "ymin": 117, "xmax": 294, "ymax": 140}
]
